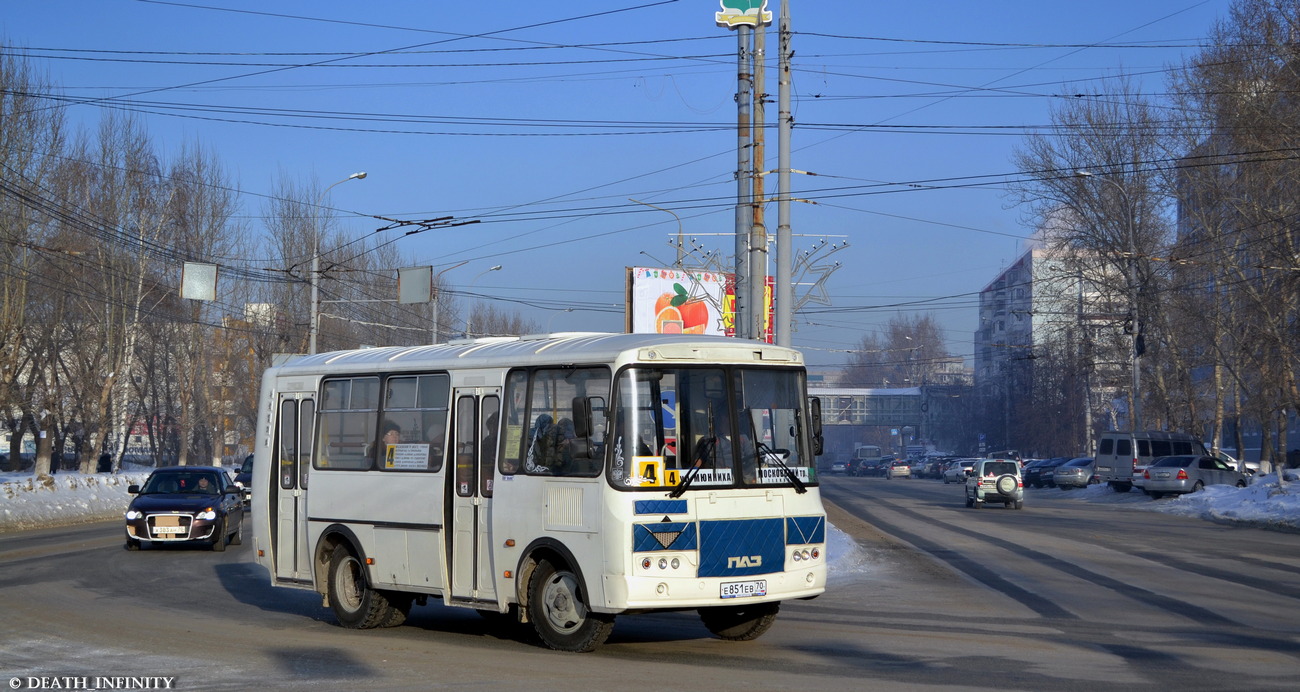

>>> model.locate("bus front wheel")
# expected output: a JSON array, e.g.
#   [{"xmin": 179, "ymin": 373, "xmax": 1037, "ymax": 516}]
[
  {"xmin": 328, "ymin": 545, "xmax": 396, "ymax": 629},
  {"xmin": 699, "ymin": 601, "xmax": 780, "ymax": 641},
  {"xmin": 527, "ymin": 559, "xmax": 613, "ymax": 652}
]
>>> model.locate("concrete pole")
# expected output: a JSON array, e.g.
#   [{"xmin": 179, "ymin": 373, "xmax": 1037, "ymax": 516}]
[
  {"xmin": 733, "ymin": 25, "xmax": 752, "ymax": 339},
  {"xmin": 750, "ymin": 21, "xmax": 768, "ymax": 342},
  {"xmin": 775, "ymin": 1, "xmax": 793, "ymax": 347}
]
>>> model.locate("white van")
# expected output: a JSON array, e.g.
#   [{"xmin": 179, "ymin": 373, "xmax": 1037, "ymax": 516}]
[{"xmin": 1094, "ymin": 431, "xmax": 1207, "ymax": 493}]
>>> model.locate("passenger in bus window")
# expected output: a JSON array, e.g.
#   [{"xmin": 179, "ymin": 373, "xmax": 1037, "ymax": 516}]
[
  {"xmin": 422, "ymin": 413, "xmax": 445, "ymax": 460},
  {"xmin": 482, "ymin": 412, "xmax": 499, "ymax": 469},
  {"xmin": 381, "ymin": 420, "xmax": 402, "ymax": 446},
  {"xmin": 554, "ymin": 418, "xmax": 577, "ymax": 473},
  {"xmin": 525, "ymin": 414, "xmax": 555, "ymax": 473},
  {"xmin": 369, "ymin": 420, "xmax": 401, "ymax": 464}
]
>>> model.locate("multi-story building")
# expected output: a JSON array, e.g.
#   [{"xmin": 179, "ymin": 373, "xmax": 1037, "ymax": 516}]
[{"xmin": 974, "ymin": 247, "xmax": 1124, "ymax": 453}]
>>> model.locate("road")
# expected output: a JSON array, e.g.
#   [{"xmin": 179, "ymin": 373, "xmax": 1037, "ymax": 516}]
[{"xmin": 1, "ymin": 476, "xmax": 1299, "ymax": 691}]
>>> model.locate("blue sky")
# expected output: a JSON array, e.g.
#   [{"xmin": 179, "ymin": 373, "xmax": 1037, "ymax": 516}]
[{"xmin": 0, "ymin": 0, "xmax": 1233, "ymax": 368}]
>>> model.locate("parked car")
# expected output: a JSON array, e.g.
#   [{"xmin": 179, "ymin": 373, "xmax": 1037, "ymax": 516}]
[
  {"xmin": 943, "ymin": 459, "xmax": 977, "ymax": 484},
  {"xmin": 965, "ymin": 458, "xmax": 1024, "ymax": 509},
  {"xmin": 124, "ymin": 466, "xmax": 245, "ymax": 551},
  {"xmin": 885, "ymin": 459, "xmax": 912, "ymax": 479},
  {"xmin": 1211, "ymin": 449, "xmax": 1258, "ymax": 476},
  {"xmin": 1052, "ymin": 457, "xmax": 1097, "ymax": 489},
  {"xmin": 1143, "ymin": 455, "xmax": 1249, "ymax": 499},
  {"xmin": 1094, "ymin": 431, "xmax": 1207, "ymax": 492},
  {"xmin": 1024, "ymin": 457, "xmax": 1068, "ymax": 488},
  {"xmin": 233, "ymin": 453, "xmax": 253, "ymax": 505}
]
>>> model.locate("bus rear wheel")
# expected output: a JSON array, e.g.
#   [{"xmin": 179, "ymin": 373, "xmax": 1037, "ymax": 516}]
[
  {"xmin": 699, "ymin": 601, "xmax": 780, "ymax": 641},
  {"xmin": 527, "ymin": 559, "xmax": 613, "ymax": 652},
  {"xmin": 328, "ymin": 546, "xmax": 397, "ymax": 629}
]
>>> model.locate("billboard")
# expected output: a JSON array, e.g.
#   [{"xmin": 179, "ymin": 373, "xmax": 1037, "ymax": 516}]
[{"xmin": 626, "ymin": 266, "xmax": 772, "ymax": 342}]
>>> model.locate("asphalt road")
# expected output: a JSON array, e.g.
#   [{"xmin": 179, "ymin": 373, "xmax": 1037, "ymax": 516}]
[{"xmin": 1, "ymin": 476, "xmax": 1299, "ymax": 691}]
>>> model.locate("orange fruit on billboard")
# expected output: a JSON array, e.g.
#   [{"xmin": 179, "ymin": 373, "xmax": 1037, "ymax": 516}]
[
  {"xmin": 655, "ymin": 306, "xmax": 683, "ymax": 333},
  {"xmin": 678, "ymin": 299, "xmax": 709, "ymax": 332}
]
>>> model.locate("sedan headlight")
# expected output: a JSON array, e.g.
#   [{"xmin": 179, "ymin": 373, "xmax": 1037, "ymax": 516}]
[
  {"xmin": 125, "ymin": 509, "xmax": 143, "ymax": 520},
  {"xmin": 196, "ymin": 509, "xmax": 217, "ymax": 521}
]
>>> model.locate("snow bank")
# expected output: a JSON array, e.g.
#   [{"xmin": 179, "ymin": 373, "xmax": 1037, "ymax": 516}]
[{"xmin": 0, "ymin": 471, "xmax": 150, "ymax": 532}]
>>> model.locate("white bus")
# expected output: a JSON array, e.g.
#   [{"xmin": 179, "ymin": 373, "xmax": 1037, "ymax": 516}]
[{"xmin": 251, "ymin": 332, "xmax": 827, "ymax": 652}]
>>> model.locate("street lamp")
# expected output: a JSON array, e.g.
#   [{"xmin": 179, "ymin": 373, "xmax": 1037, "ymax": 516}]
[
  {"xmin": 430, "ymin": 260, "xmax": 469, "ymax": 345},
  {"xmin": 308, "ymin": 171, "xmax": 366, "ymax": 355},
  {"xmin": 629, "ymin": 198, "xmax": 684, "ymax": 267},
  {"xmin": 1076, "ymin": 169, "xmax": 1141, "ymax": 430},
  {"xmin": 463, "ymin": 265, "xmax": 502, "ymax": 338}
]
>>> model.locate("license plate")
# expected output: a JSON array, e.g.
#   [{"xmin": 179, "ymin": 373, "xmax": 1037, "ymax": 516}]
[
  {"xmin": 152, "ymin": 526, "xmax": 185, "ymax": 535},
  {"xmin": 1098, "ymin": 465, "xmax": 1111, "ymax": 472},
  {"xmin": 720, "ymin": 579, "xmax": 767, "ymax": 599}
]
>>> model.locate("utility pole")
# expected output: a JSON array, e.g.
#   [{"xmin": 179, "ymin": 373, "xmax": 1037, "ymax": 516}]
[
  {"xmin": 717, "ymin": 2, "xmax": 774, "ymax": 340},
  {"xmin": 775, "ymin": 0, "xmax": 793, "ymax": 347},
  {"xmin": 750, "ymin": 20, "xmax": 768, "ymax": 342},
  {"xmin": 733, "ymin": 23, "xmax": 753, "ymax": 339}
]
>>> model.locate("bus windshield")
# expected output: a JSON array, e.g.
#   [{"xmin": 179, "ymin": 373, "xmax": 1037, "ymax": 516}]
[{"xmin": 607, "ymin": 365, "xmax": 815, "ymax": 491}]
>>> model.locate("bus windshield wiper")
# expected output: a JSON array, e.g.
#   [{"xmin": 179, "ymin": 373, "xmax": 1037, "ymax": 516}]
[
  {"xmin": 756, "ymin": 441, "xmax": 807, "ymax": 494},
  {"xmin": 670, "ymin": 436, "xmax": 714, "ymax": 498}
]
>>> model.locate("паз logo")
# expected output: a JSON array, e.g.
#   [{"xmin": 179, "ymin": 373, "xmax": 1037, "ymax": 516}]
[
  {"xmin": 715, "ymin": 0, "xmax": 772, "ymax": 28},
  {"xmin": 727, "ymin": 555, "xmax": 762, "ymax": 568}
]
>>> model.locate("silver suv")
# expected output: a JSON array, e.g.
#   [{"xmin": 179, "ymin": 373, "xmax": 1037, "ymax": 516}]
[{"xmin": 965, "ymin": 459, "xmax": 1024, "ymax": 510}]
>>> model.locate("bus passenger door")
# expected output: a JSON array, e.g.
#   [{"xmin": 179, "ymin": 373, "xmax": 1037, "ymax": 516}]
[
  {"xmin": 448, "ymin": 389, "xmax": 499, "ymax": 604},
  {"xmin": 272, "ymin": 394, "xmax": 314, "ymax": 582}
]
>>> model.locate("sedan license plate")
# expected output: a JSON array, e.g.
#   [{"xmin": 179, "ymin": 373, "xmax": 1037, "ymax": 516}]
[
  {"xmin": 720, "ymin": 579, "xmax": 767, "ymax": 599},
  {"xmin": 152, "ymin": 526, "xmax": 185, "ymax": 535}
]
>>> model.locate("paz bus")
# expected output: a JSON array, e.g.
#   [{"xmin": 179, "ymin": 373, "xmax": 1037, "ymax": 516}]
[{"xmin": 251, "ymin": 332, "xmax": 827, "ymax": 652}]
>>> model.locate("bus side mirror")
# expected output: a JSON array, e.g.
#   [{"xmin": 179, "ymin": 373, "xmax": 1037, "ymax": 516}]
[
  {"xmin": 809, "ymin": 397, "xmax": 824, "ymax": 456},
  {"xmin": 573, "ymin": 396, "xmax": 607, "ymax": 457}
]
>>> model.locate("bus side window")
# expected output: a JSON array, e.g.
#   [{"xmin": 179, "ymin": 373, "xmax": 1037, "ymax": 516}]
[
  {"xmin": 499, "ymin": 370, "xmax": 528, "ymax": 475},
  {"xmin": 480, "ymin": 397, "xmax": 499, "ymax": 496},
  {"xmin": 278, "ymin": 399, "xmax": 297, "ymax": 489},
  {"xmin": 454, "ymin": 395, "xmax": 477, "ymax": 496},
  {"xmin": 316, "ymin": 377, "xmax": 379, "ymax": 471}
]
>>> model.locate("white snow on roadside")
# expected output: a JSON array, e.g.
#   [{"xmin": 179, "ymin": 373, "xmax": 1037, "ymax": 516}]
[
  {"xmin": 1, "ymin": 469, "xmax": 152, "ymax": 531},
  {"xmin": 1035, "ymin": 473, "xmax": 1300, "ymax": 530}
]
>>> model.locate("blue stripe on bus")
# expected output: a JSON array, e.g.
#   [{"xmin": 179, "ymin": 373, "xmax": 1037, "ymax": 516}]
[
  {"xmin": 634, "ymin": 499, "xmax": 688, "ymax": 515},
  {"xmin": 786, "ymin": 515, "xmax": 825, "ymax": 544},
  {"xmin": 632, "ymin": 522, "xmax": 697, "ymax": 552},
  {"xmin": 698, "ymin": 519, "xmax": 784, "ymax": 577}
]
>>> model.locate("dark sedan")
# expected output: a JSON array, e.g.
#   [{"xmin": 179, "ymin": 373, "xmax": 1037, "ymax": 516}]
[
  {"xmin": 124, "ymin": 466, "xmax": 244, "ymax": 551},
  {"xmin": 1024, "ymin": 457, "xmax": 1069, "ymax": 488}
]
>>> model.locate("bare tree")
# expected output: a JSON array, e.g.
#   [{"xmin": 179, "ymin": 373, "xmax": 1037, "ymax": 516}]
[
  {"xmin": 841, "ymin": 314, "xmax": 951, "ymax": 388},
  {"xmin": 0, "ymin": 48, "xmax": 65, "ymax": 470},
  {"xmin": 1010, "ymin": 77, "xmax": 1175, "ymax": 432}
]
